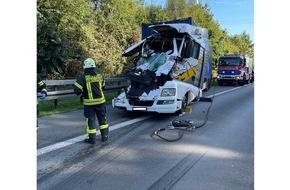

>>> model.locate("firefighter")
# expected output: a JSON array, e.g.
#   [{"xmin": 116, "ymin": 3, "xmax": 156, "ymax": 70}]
[
  {"xmin": 37, "ymin": 74, "xmax": 47, "ymax": 130},
  {"xmin": 73, "ymin": 58, "xmax": 109, "ymax": 144}
]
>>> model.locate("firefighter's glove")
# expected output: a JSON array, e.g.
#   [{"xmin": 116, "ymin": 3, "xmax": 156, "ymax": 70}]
[{"xmin": 40, "ymin": 93, "xmax": 46, "ymax": 100}]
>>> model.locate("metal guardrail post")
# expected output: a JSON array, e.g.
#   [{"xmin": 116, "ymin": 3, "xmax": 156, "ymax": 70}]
[
  {"xmin": 117, "ymin": 81, "xmax": 121, "ymax": 94},
  {"xmin": 54, "ymin": 85, "xmax": 58, "ymax": 108}
]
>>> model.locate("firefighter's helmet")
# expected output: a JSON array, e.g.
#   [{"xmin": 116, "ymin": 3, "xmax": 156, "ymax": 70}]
[{"xmin": 83, "ymin": 58, "xmax": 96, "ymax": 69}]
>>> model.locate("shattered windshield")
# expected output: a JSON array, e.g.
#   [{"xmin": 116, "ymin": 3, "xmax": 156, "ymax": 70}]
[
  {"xmin": 137, "ymin": 53, "xmax": 167, "ymax": 72},
  {"xmin": 219, "ymin": 58, "xmax": 242, "ymax": 66}
]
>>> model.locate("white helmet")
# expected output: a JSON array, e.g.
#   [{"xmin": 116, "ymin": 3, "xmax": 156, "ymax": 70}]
[{"xmin": 83, "ymin": 58, "xmax": 96, "ymax": 69}]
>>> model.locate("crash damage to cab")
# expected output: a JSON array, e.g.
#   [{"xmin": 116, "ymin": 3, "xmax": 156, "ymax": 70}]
[{"xmin": 112, "ymin": 23, "xmax": 211, "ymax": 113}]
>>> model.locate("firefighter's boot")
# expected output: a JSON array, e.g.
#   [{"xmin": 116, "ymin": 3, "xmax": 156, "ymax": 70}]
[
  {"xmin": 84, "ymin": 134, "xmax": 96, "ymax": 145},
  {"xmin": 100, "ymin": 128, "xmax": 109, "ymax": 142}
]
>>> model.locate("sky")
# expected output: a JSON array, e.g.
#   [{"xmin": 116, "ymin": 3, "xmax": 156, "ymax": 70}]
[{"xmin": 145, "ymin": 0, "xmax": 254, "ymax": 42}]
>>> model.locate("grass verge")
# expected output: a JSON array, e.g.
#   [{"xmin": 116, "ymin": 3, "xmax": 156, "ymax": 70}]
[{"xmin": 38, "ymin": 92, "xmax": 118, "ymax": 117}]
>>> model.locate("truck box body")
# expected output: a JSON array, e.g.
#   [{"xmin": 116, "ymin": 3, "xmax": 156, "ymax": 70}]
[
  {"xmin": 141, "ymin": 17, "xmax": 196, "ymax": 40},
  {"xmin": 112, "ymin": 18, "xmax": 212, "ymax": 113}
]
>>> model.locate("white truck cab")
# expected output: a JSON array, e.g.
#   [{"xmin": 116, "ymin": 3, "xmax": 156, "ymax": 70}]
[{"xmin": 112, "ymin": 21, "xmax": 212, "ymax": 113}]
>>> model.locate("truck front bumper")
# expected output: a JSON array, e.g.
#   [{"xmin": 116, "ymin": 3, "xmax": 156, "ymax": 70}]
[
  {"xmin": 112, "ymin": 98, "xmax": 182, "ymax": 113},
  {"xmin": 217, "ymin": 75, "xmax": 243, "ymax": 82}
]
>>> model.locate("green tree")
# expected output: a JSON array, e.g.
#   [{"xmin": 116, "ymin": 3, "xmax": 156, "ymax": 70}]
[
  {"xmin": 230, "ymin": 31, "xmax": 254, "ymax": 58},
  {"xmin": 187, "ymin": 3, "xmax": 226, "ymax": 61},
  {"xmin": 145, "ymin": 4, "xmax": 169, "ymax": 23},
  {"xmin": 37, "ymin": 0, "xmax": 96, "ymax": 79},
  {"xmin": 166, "ymin": 0, "xmax": 189, "ymax": 19},
  {"xmin": 89, "ymin": 0, "xmax": 144, "ymax": 77},
  {"xmin": 37, "ymin": 0, "xmax": 254, "ymax": 79}
]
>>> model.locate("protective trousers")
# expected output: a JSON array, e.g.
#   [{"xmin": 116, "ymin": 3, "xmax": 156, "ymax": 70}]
[{"xmin": 83, "ymin": 103, "xmax": 109, "ymax": 141}]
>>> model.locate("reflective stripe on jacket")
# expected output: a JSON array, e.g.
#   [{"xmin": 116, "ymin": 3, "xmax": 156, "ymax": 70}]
[{"xmin": 73, "ymin": 68, "xmax": 106, "ymax": 106}]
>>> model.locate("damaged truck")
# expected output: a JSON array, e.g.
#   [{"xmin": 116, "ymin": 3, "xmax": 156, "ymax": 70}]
[{"xmin": 112, "ymin": 17, "xmax": 212, "ymax": 113}]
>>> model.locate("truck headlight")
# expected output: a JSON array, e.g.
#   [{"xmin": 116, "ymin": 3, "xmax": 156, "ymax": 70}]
[
  {"xmin": 114, "ymin": 98, "xmax": 125, "ymax": 104},
  {"xmin": 161, "ymin": 88, "xmax": 176, "ymax": 96},
  {"xmin": 157, "ymin": 100, "xmax": 175, "ymax": 105}
]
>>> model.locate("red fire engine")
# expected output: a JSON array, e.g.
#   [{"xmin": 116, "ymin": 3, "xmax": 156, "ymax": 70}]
[{"xmin": 217, "ymin": 54, "xmax": 253, "ymax": 86}]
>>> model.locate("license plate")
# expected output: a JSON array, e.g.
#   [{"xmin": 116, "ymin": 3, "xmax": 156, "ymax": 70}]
[{"xmin": 133, "ymin": 107, "xmax": 147, "ymax": 111}]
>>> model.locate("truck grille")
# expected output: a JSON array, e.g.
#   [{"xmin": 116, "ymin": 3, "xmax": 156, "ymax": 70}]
[{"xmin": 129, "ymin": 99, "xmax": 154, "ymax": 106}]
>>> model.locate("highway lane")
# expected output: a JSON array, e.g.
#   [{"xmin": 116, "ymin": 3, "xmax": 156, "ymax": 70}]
[
  {"xmin": 37, "ymin": 83, "xmax": 254, "ymax": 190},
  {"xmin": 169, "ymin": 84, "xmax": 254, "ymax": 190},
  {"xmin": 37, "ymin": 84, "xmax": 237, "ymax": 148},
  {"xmin": 37, "ymin": 105, "xmax": 155, "ymax": 148}
]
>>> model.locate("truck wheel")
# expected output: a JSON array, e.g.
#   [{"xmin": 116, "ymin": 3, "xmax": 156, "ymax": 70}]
[
  {"xmin": 176, "ymin": 95, "xmax": 187, "ymax": 115},
  {"xmin": 205, "ymin": 78, "xmax": 212, "ymax": 91},
  {"xmin": 250, "ymin": 76, "xmax": 254, "ymax": 83},
  {"xmin": 239, "ymin": 74, "xmax": 246, "ymax": 86},
  {"xmin": 246, "ymin": 75, "xmax": 250, "ymax": 84}
]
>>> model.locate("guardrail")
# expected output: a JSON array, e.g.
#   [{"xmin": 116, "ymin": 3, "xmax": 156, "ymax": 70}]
[{"xmin": 38, "ymin": 77, "xmax": 129, "ymax": 107}]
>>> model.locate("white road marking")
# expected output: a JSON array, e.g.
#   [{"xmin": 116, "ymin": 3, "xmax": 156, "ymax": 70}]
[
  {"xmin": 37, "ymin": 85, "xmax": 245, "ymax": 156},
  {"xmin": 206, "ymin": 86, "xmax": 242, "ymax": 98},
  {"xmin": 37, "ymin": 115, "xmax": 152, "ymax": 156}
]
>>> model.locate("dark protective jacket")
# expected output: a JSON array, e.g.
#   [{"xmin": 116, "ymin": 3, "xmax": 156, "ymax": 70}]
[
  {"xmin": 37, "ymin": 74, "xmax": 47, "ymax": 95},
  {"xmin": 73, "ymin": 68, "xmax": 106, "ymax": 106}
]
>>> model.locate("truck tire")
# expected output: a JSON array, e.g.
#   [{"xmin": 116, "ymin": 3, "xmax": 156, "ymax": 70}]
[
  {"xmin": 250, "ymin": 75, "xmax": 254, "ymax": 83},
  {"xmin": 246, "ymin": 74, "xmax": 250, "ymax": 84},
  {"xmin": 176, "ymin": 95, "xmax": 187, "ymax": 115},
  {"xmin": 204, "ymin": 77, "xmax": 212, "ymax": 91},
  {"xmin": 239, "ymin": 74, "xmax": 246, "ymax": 86}
]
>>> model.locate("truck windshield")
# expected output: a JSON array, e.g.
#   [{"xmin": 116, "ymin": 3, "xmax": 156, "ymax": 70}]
[
  {"xmin": 137, "ymin": 53, "xmax": 167, "ymax": 72},
  {"xmin": 219, "ymin": 58, "xmax": 241, "ymax": 66}
]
